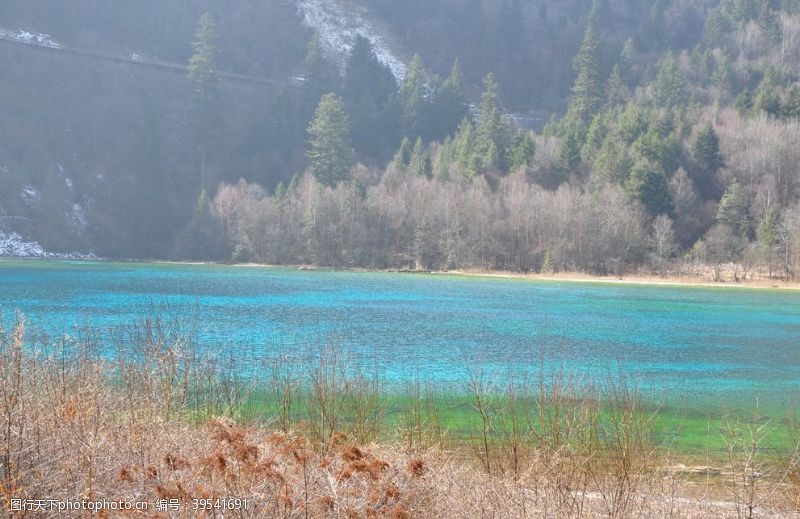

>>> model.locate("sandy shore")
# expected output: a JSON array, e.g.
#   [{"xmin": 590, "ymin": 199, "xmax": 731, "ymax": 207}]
[
  {"xmin": 431, "ymin": 269, "xmax": 800, "ymax": 290},
  {"xmin": 231, "ymin": 261, "xmax": 800, "ymax": 291}
]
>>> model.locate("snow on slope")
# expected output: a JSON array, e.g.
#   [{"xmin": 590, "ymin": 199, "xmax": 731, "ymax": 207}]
[
  {"xmin": 0, "ymin": 27, "xmax": 62, "ymax": 49},
  {"xmin": 296, "ymin": 0, "xmax": 407, "ymax": 80},
  {"xmin": 0, "ymin": 232, "xmax": 97, "ymax": 259},
  {"xmin": 293, "ymin": 1, "xmax": 544, "ymax": 129}
]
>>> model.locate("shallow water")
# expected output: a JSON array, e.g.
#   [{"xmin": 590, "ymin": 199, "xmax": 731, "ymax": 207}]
[{"xmin": 1, "ymin": 259, "xmax": 799, "ymax": 411}]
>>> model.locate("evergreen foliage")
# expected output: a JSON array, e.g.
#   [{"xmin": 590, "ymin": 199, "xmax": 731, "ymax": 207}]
[
  {"xmin": 306, "ymin": 94, "xmax": 355, "ymax": 186},
  {"xmin": 567, "ymin": 22, "xmax": 603, "ymax": 126}
]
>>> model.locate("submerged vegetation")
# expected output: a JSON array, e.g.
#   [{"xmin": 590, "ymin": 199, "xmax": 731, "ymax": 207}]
[{"xmin": 2, "ymin": 314, "xmax": 799, "ymax": 517}]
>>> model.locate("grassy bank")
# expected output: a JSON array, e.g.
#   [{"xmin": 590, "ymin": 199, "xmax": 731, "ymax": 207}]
[{"xmin": 2, "ymin": 315, "xmax": 799, "ymax": 517}]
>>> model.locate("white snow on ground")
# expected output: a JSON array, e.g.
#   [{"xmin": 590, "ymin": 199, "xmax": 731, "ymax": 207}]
[
  {"xmin": 293, "ymin": 1, "xmax": 544, "ymax": 129},
  {"xmin": 0, "ymin": 231, "xmax": 97, "ymax": 259},
  {"xmin": 20, "ymin": 186, "xmax": 40, "ymax": 203},
  {"xmin": 0, "ymin": 27, "xmax": 62, "ymax": 49},
  {"xmin": 0, "ymin": 232, "xmax": 47, "ymax": 257},
  {"xmin": 296, "ymin": 0, "xmax": 407, "ymax": 80}
]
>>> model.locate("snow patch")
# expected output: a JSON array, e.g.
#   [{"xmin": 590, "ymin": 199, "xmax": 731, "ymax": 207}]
[
  {"xmin": 0, "ymin": 231, "xmax": 97, "ymax": 260},
  {"xmin": 0, "ymin": 232, "xmax": 46, "ymax": 257},
  {"xmin": 0, "ymin": 27, "xmax": 62, "ymax": 49},
  {"xmin": 296, "ymin": 0, "xmax": 407, "ymax": 80},
  {"xmin": 20, "ymin": 186, "xmax": 40, "ymax": 204}
]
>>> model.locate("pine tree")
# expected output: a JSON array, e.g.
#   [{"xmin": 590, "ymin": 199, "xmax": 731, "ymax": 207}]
[
  {"xmin": 303, "ymin": 32, "xmax": 338, "ymax": 117},
  {"xmin": 454, "ymin": 118, "xmax": 478, "ymax": 182},
  {"xmin": 732, "ymin": 0, "xmax": 758, "ymax": 22},
  {"xmin": 652, "ymin": 51, "xmax": 686, "ymax": 108},
  {"xmin": 391, "ymin": 136, "xmax": 412, "ymax": 172},
  {"xmin": 735, "ymin": 88, "xmax": 754, "ymax": 116},
  {"xmin": 433, "ymin": 59, "xmax": 468, "ymax": 140},
  {"xmin": 692, "ymin": 123, "xmax": 722, "ymax": 175},
  {"xmin": 174, "ymin": 189, "xmax": 227, "ymax": 261},
  {"xmin": 408, "ymin": 137, "xmax": 431, "ymax": 177},
  {"xmin": 567, "ymin": 21, "xmax": 603, "ymax": 125},
  {"xmin": 717, "ymin": 181, "xmax": 750, "ymax": 238},
  {"xmin": 691, "ymin": 123, "xmax": 722, "ymax": 200},
  {"xmin": 606, "ymin": 63, "xmax": 631, "ymax": 106},
  {"xmin": 712, "ymin": 52, "xmax": 734, "ymax": 100},
  {"xmin": 343, "ymin": 35, "xmax": 399, "ymax": 160},
  {"xmin": 399, "ymin": 55, "xmax": 428, "ymax": 141},
  {"xmin": 187, "ymin": 13, "xmax": 221, "ymax": 188},
  {"xmin": 475, "ymin": 73, "xmax": 506, "ymax": 172},
  {"xmin": 435, "ymin": 136, "xmax": 455, "ymax": 181},
  {"xmin": 189, "ymin": 14, "xmax": 218, "ymax": 104},
  {"xmin": 758, "ymin": 4, "xmax": 782, "ymax": 46},
  {"xmin": 704, "ymin": 10, "xmax": 729, "ymax": 43},
  {"xmin": 625, "ymin": 163, "xmax": 675, "ymax": 216},
  {"xmin": 753, "ymin": 67, "xmax": 782, "ymax": 116},
  {"xmin": 306, "ymin": 94, "xmax": 355, "ymax": 186},
  {"xmin": 619, "ymin": 37, "xmax": 635, "ymax": 84},
  {"xmin": 782, "ymin": 83, "xmax": 800, "ymax": 119},
  {"xmin": 757, "ymin": 207, "xmax": 779, "ymax": 275},
  {"xmin": 508, "ymin": 131, "xmax": 536, "ymax": 172},
  {"xmin": 558, "ymin": 121, "xmax": 583, "ymax": 173}
]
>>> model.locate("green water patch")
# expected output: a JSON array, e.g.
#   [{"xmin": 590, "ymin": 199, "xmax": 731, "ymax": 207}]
[{"xmin": 192, "ymin": 389, "xmax": 798, "ymax": 462}]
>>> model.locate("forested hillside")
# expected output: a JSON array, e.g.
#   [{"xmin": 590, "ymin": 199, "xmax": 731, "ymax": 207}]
[{"xmin": 3, "ymin": 0, "xmax": 800, "ymax": 279}]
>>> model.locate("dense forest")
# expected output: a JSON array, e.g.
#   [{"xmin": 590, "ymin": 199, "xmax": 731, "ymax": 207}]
[{"xmin": 2, "ymin": 0, "xmax": 800, "ymax": 278}]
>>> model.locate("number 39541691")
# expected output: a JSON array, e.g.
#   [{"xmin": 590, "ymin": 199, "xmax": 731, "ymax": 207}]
[{"xmin": 192, "ymin": 498, "xmax": 248, "ymax": 511}]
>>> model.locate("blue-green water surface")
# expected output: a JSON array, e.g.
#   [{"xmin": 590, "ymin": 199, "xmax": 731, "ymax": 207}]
[{"xmin": 1, "ymin": 259, "xmax": 799, "ymax": 412}]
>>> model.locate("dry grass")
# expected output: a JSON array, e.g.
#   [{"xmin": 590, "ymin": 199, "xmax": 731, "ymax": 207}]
[{"xmin": 1, "ymin": 315, "xmax": 799, "ymax": 518}]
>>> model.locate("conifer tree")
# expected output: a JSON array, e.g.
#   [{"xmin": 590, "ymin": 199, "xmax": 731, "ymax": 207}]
[
  {"xmin": 187, "ymin": 13, "xmax": 221, "ymax": 188},
  {"xmin": 758, "ymin": 3, "xmax": 782, "ymax": 46},
  {"xmin": 454, "ymin": 118, "xmax": 478, "ymax": 182},
  {"xmin": 409, "ymin": 137, "xmax": 431, "ymax": 177},
  {"xmin": 652, "ymin": 51, "xmax": 686, "ymax": 108},
  {"xmin": 558, "ymin": 121, "xmax": 583, "ymax": 174},
  {"xmin": 712, "ymin": 52, "xmax": 734, "ymax": 99},
  {"xmin": 343, "ymin": 36, "xmax": 399, "ymax": 160},
  {"xmin": 391, "ymin": 137, "xmax": 412, "ymax": 171},
  {"xmin": 757, "ymin": 207, "xmax": 779, "ymax": 275},
  {"xmin": 753, "ymin": 67, "xmax": 782, "ymax": 116},
  {"xmin": 432, "ymin": 59, "xmax": 468, "ymax": 140},
  {"xmin": 782, "ymin": 83, "xmax": 800, "ymax": 119},
  {"xmin": 475, "ymin": 73, "xmax": 506, "ymax": 171},
  {"xmin": 306, "ymin": 94, "xmax": 355, "ymax": 186},
  {"xmin": 399, "ymin": 55, "xmax": 428, "ymax": 141},
  {"xmin": 303, "ymin": 32, "xmax": 338, "ymax": 117},
  {"xmin": 606, "ymin": 64, "xmax": 631, "ymax": 106},
  {"xmin": 567, "ymin": 20, "xmax": 603, "ymax": 125},
  {"xmin": 619, "ymin": 37, "xmax": 635, "ymax": 83},
  {"xmin": 508, "ymin": 131, "xmax": 536, "ymax": 172},
  {"xmin": 625, "ymin": 164, "xmax": 675, "ymax": 217},
  {"xmin": 717, "ymin": 181, "xmax": 750, "ymax": 238},
  {"xmin": 692, "ymin": 123, "xmax": 722, "ymax": 176}
]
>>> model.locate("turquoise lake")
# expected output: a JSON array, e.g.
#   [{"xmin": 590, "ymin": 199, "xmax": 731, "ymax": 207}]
[{"xmin": 1, "ymin": 259, "xmax": 799, "ymax": 411}]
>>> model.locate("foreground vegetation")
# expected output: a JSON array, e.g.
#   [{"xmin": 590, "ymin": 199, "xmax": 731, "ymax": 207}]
[{"xmin": 2, "ymin": 315, "xmax": 799, "ymax": 517}]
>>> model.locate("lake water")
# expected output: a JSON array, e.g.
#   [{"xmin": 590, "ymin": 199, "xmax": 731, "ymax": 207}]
[{"xmin": 1, "ymin": 259, "xmax": 799, "ymax": 411}]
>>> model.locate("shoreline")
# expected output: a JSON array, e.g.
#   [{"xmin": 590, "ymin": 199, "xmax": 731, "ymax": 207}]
[
  {"xmin": 431, "ymin": 269, "xmax": 800, "ymax": 291},
  {"xmin": 4, "ymin": 256, "xmax": 800, "ymax": 291},
  {"xmin": 227, "ymin": 262, "xmax": 800, "ymax": 291}
]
